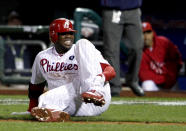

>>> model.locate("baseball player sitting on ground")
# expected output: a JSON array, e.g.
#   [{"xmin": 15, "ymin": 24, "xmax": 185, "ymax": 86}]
[
  {"xmin": 139, "ymin": 22, "xmax": 182, "ymax": 91},
  {"xmin": 27, "ymin": 18, "xmax": 116, "ymax": 122}
]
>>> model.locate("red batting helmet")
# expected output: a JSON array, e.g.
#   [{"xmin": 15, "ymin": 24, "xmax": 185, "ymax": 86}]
[{"xmin": 49, "ymin": 18, "xmax": 76, "ymax": 43}]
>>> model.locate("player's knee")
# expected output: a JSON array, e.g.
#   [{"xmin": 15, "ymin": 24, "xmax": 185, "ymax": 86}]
[{"xmin": 76, "ymin": 39, "xmax": 94, "ymax": 49}]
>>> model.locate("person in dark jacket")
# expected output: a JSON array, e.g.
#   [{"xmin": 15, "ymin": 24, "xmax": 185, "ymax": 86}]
[{"xmin": 101, "ymin": 0, "xmax": 144, "ymax": 96}]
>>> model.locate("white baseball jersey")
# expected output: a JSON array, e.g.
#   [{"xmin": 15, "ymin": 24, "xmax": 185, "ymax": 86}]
[{"xmin": 30, "ymin": 39, "xmax": 111, "ymax": 116}]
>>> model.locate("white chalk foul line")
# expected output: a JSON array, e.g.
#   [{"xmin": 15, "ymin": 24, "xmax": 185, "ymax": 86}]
[
  {"xmin": 111, "ymin": 101, "xmax": 186, "ymax": 106},
  {"xmin": 1, "ymin": 99, "xmax": 186, "ymax": 106},
  {"xmin": 0, "ymin": 99, "xmax": 28, "ymax": 105}
]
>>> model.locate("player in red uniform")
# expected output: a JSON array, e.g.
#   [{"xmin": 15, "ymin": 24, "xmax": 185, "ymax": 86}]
[{"xmin": 139, "ymin": 22, "xmax": 183, "ymax": 91}]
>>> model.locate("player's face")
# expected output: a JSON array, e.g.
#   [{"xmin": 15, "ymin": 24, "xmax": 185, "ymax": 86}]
[
  {"xmin": 143, "ymin": 31, "xmax": 153, "ymax": 48},
  {"xmin": 56, "ymin": 32, "xmax": 74, "ymax": 53}
]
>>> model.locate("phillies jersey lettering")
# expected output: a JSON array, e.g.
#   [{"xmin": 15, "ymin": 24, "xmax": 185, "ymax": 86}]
[
  {"xmin": 31, "ymin": 39, "xmax": 109, "ymax": 90},
  {"xmin": 40, "ymin": 58, "xmax": 78, "ymax": 73}
]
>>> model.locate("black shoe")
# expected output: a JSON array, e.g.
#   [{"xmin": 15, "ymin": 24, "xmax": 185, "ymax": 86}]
[{"xmin": 129, "ymin": 83, "xmax": 145, "ymax": 96}]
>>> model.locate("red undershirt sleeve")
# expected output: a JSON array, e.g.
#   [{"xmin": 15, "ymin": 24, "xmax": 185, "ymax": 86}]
[
  {"xmin": 99, "ymin": 63, "xmax": 116, "ymax": 81},
  {"xmin": 27, "ymin": 81, "xmax": 46, "ymax": 112}
]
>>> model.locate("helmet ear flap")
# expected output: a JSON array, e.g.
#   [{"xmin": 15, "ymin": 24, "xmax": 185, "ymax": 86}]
[{"xmin": 50, "ymin": 30, "xmax": 58, "ymax": 43}]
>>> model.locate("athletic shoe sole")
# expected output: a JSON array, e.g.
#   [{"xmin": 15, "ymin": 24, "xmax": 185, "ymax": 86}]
[
  {"xmin": 31, "ymin": 107, "xmax": 70, "ymax": 122},
  {"xmin": 81, "ymin": 92, "xmax": 105, "ymax": 106}
]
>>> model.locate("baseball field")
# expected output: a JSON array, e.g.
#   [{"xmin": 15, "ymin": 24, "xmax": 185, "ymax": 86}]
[{"xmin": 1, "ymin": 93, "xmax": 186, "ymax": 131}]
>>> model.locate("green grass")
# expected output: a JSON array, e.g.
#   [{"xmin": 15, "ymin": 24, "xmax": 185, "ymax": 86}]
[
  {"xmin": 112, "ymin": 97, "xmax": 186, "ymax": 101},
  {"xmin": 1, "ymin": 95, "xmax": 186, "ymax": 131},
  {"xmin": 0, "ymin": 122, "xmax": 186, "ymax": 131},
  {"xmin": 0, "ymin": 95, "xmax": 28, "ymax": 99}
]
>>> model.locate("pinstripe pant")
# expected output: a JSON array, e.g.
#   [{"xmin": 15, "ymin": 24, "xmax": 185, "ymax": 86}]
[{"xmin": 38, "ymin": 82, "xmax": 111, "ymax": 116}]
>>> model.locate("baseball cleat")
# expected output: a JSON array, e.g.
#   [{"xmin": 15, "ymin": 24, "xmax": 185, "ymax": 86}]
[
  {"xmin": 81, "ymin": 90, "xmax": 105, "ymax": 107},
  {"xmin": 31, "ymin": 107, "xmax": 70, "ymax": 122}
]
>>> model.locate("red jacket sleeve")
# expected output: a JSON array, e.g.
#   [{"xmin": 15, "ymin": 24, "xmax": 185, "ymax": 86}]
[
  {"xmin": 164, "ymin": 39, "xmax": 183, "ymax": 88},
  {"xmin": 138, "ymin": 52, "xmax": 159, "ymax": 82}
]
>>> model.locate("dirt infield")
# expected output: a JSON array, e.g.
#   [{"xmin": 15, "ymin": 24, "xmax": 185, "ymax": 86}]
[
  {"xmin": 0, "ymin": 119, "xmax": 186, "ymax": 126},
  {"xmin": 120, "ymin": 90, "xmax": 186, "ymax": 98},
  {"xmin": 1, "ymin": 86, "xmax": 186, "ymax": 97}
]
